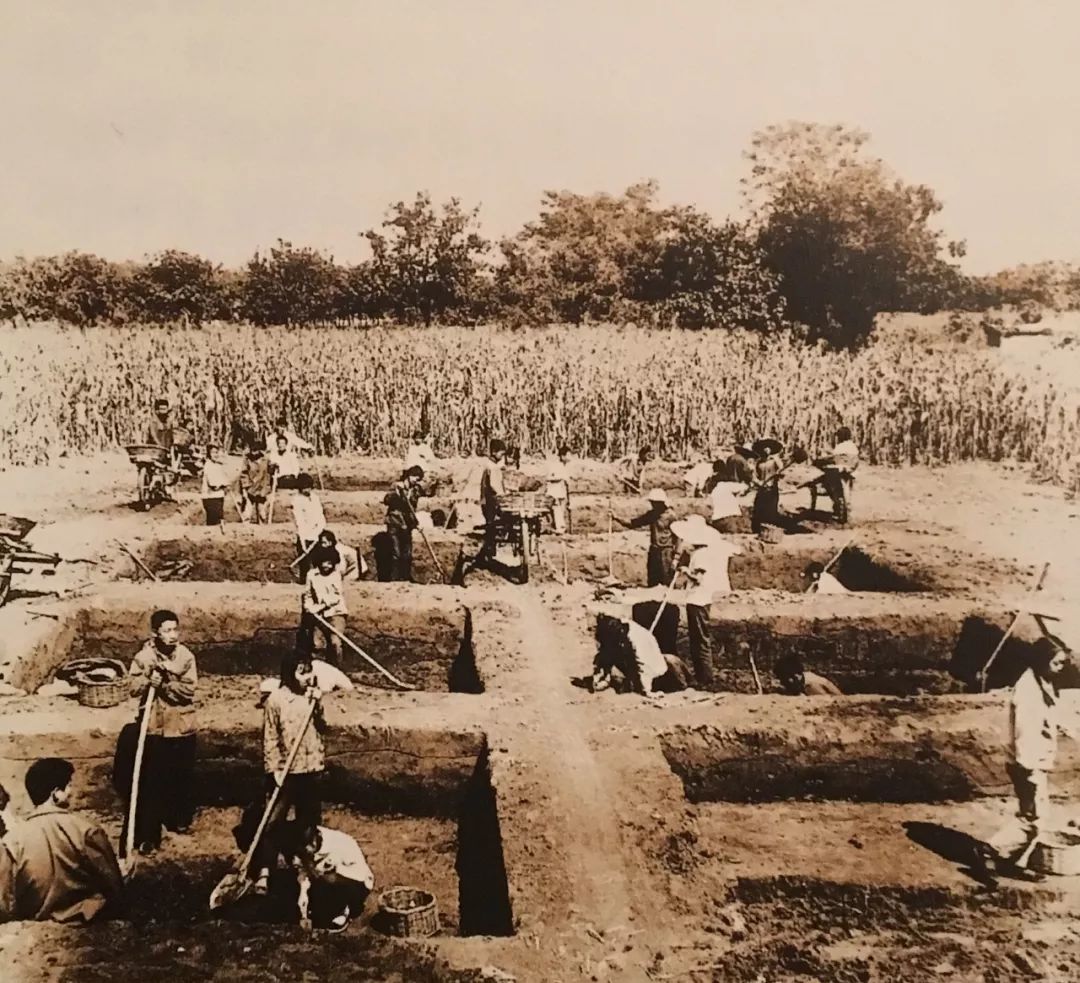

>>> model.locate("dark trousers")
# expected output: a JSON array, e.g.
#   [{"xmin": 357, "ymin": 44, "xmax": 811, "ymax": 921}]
[
  {"xmin": 647, "ymin": 546, "xmax": 675, "ymax": 588},
  {"xmin": 686, "ymin": 604, "xmax": 714, "ymax": 687},
  {"xmin": 253, "ymin": 772, "xmax": 322, "ymax": 874},
  {"xmin": 203, "ymin": 496, "xmax": 224, "ymax": 525},
  {"xmin": 479, "ymin": 507, "xmax": 499, "ymax": 562},
  {"xmin": 295, "ymin": 538, "xmax": 315, "ymax": 582},
  {"xmin": 298, "ymin": 612, "xmax": 345, "ymax": 665},
  {"xmin": 751, "ymin": 487, "xmax": 780, "ymax": 533},
  {"xmin": 120, "ymin": 733, "xmax": 197, "ymax": 851},
  {"xmin": 276, "ymin": 475, "xmax": 302, "ymax": 491},
  {"xmin": 307, "ymin": 877, "xmax": 372, "ymax": 927},
  {"xmin": 387, "ymin": 525, "xmax": 414, "ymax": 581}
]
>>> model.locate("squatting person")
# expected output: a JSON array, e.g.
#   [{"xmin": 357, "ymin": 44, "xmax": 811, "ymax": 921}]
[{"xmin": 281, "ymin": 821, "xmax": 375, "ymax": 933}]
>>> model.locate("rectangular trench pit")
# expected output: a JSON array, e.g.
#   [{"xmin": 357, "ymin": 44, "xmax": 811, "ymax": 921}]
[
  {"xmin": 11, "ymin": 596, "xmax": 483, "ymax": 696},
  {"xmin": 632, "ymin": 607, "xmax": 1044, "ymax": 696}
]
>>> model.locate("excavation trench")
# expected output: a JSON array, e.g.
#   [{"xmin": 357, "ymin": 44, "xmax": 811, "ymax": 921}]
[
  {"xmin": 13, "ymin": 596, "xmax": 481, "ymax": 695},
  {"xmin": 631, "ymin": 608, "xmax": 1039, "ymax": 695},
  {"xmin": 0, "ymin": 733, "xmax": 513, "ymax": 940}
]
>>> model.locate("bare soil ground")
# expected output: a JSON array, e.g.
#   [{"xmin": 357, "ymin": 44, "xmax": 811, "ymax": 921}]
[{"xmin": 2, "ymin": 454, "xmax": 1080, "ymax": 981}]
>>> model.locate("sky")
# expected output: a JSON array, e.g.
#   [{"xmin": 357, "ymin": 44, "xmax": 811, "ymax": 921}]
[{"xmin": 0, "ymin": 1, "xmax": 1076, "ymax": 274}]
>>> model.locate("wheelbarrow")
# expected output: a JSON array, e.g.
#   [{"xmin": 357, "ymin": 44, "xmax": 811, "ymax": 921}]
[{"xmin": 0, "ymin": 515, "xmax": 61, "ymax": 608}]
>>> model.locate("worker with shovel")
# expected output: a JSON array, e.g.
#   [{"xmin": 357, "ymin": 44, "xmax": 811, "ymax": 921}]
[
  {"xmin": 591, "ymin": 609, "xmax": 692, "ymax": 699},
  {"xmin": 610, "ymin": 488, "xmax": 677, "ymax": 588},
  {"xmin": 748, "ymin": 438, "xmax": 786, "ymax": 534},
  {"xmin": 299, "ymin": 550, "xmax": 348, "ymax": 666},
  {"xmin": 124, "ymin": 609, "xmax": 198, "ymax": 855},
  {"xmin": 977, "ymin": 634, "xmax": 1079, "ymax": 886},
  {"xmin": 291, "ymin": 473, "xmax": 327, "ymax": 581},
  {"xmin": 383, "ymin": 465, "xmax": 426, "ymax": 582}
]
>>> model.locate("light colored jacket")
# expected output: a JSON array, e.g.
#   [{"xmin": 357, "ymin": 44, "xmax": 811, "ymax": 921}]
[{"xmin": 129, "ymin": 641, "xmax": 198, "ymax": 737}]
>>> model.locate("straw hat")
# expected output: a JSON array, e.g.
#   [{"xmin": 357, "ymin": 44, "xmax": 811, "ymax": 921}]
[
  {"xmin": 671, "ymin": 513, "xmax": 723, "ymax": 547},
  {"xmin": 645, "ymin": 488, "xmax": 669, "ymax": 504}
]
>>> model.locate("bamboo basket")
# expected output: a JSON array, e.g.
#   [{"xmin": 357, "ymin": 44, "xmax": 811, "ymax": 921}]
[
  {"xmin": 60, "ymin": 658, "xmax": 129, "ymax": 708},
  {"xmin": 377, "ymin": 886, "xmax": 439, "ymax": 937},
  {"xmin": 497, "ymin": 492, "xmax": 553, "ymax": 518}
]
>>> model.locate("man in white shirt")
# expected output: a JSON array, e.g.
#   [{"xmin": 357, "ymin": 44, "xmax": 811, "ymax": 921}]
[
  {"xmin": 980, "ymin": 635, "xmax": 1077, "ymax": 883},
  {"xmin": 266, "ymin": 416, "xmax": 315, "ymax": 455},
  {"xmin": 545, "ymin": 446, "xmax": 571, "ymax": 534},
  {"xmin": 592, "ymin": 612, "xmax": 691, "ymax": 697},
  {"xmin": 282, "ymin": 822, "xmax": 374, "ymax": 933},
  {"xmin": 299, "ymin": 553, "xmax": 347, "ymax": 666},
  {"xmin": 673, "ymin": 516, "xmax": 744, "ymax": 688},
  {"xmin": 200, "ymin": 444, "xmax": 231, "ymax": 526},
  {"xmin": 269, "ymin": 434, "xmax": 302, "ymax": 490},
  {"xmin": 707, "ymin": 474, "xmax": 748, "ymax": 535},
  {"xmin": 803, "ymin": 561, "xmax": 850, "ymax": 594},
  {"xmin": 405, "ymin": 431, "xmax": 436, "ymax": 473},
  {"xmin": 292, "ymin": 474, "xmax": 327, "ymax": 579}
]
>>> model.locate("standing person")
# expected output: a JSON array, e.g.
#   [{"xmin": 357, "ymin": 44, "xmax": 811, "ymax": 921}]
[
  {"xmin": 979, "ymin": 637, "xmax": 1077, "ymax": 884},
  {"xmin": 267, "ymin": 415, "xmax": 315, "ymax": 457},
  {"xmin": 269, "ymin": 434, "xmax": 303, "ymax": 491},
  {"xmin": 704, "ymin": 463, "xmax": 748, "ymax": 535},
  {"xmin": 672, "ymin": 516, "xmax": 744, "ymax": 688},
  {"xmin": 617, "ymin": 446, "xmax": 652, "ymax": 495},
  {"xmin": 611, "ymin": 489, "xmax": 676, "ymax": 587},
  {"xmin": 282, "ymin": 822, "xmax": 375, "ymax": 933},
  {"xmin": 146, "ymin": 397, "xmax": 177, "ymax": 451},
  {"xmin": 476, "ymin": 440, "xmax": 507, "ymax": 566},
  {"xmin": 5, "ymin": 758, "xmax": 124, "ymax": 923},
  {"xmin": 200, "ymin": 444, "xmax": 230, "ymax": 526},
  {"xmin": 749, "ymin": 439, "xmax": 785, "ymax": 535},
  {"xmin": 405, "ymin": 430, "xmax": 436, "ymax": 473},
  {"xmin": 316, "ymin": 529, "xmax": 365, "ymax": 582},
  {"xmin": 545, "ymin": 446, "xmax": 571, "ymax": 534},
  {"xmin": 775, "ymin": 654, "xmax": 843, "ymax": 696},
  {"xmin": 298, "ymin": 552, "xmax": 347, "ymax": 667},
  {"xmin": 239, "ymin": 443, "xmax": 273, "ymax": 524},
  {"xmin": 251, "ymin": 652, "xmax": 325, "ymax": 897},
  {"xmin": 383, "ymin": 466, "xmax": 425, "ymax": 582},
  {"xmin": 812, "ymin": 426, "xmax": 860, "ymax": 523},
  {"xmin": 291, "ymin": 474, "xmax": 326, "ymax": 580},
  {"xmin": 125, "ymin": 610, "xmax": 198, "ymax": 855}
]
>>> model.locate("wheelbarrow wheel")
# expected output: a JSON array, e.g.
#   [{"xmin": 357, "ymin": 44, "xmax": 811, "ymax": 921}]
[
  {"xmin": 519, "ymin": 520, "xmax": 531, "ymax": 584},
  {"xmin": 137, "ymin": 466, "xmax": 153, "ymax": 510}
]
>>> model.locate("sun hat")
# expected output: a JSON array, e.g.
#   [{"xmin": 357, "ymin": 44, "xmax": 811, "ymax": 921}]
[
  {"xmin": 645, "ymin": 488, "xmax": 668, "ymax": 504},
  {"xmin": 752, "ymin": 438, "xmax": 784, "ymax": 457},
  {"xmin": 671, "ymin": 513, "xmax": 723, "ymax": 547}
]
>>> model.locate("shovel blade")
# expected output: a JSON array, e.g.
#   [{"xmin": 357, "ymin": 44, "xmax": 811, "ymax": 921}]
[{"xmin": 209, "ymin": 870, "xmax": 250, "ymax": 911}]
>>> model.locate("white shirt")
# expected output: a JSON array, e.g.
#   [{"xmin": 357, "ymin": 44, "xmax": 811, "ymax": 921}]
[
  {"xmin": 304, "ymin": 567, "xmax": 347, "ymax": 618},
  {"xmin": 336, "ymin": 542, "xmax": 364, "ymax": 581},
  {"xmin": 298, "ymin": 826, "xmax": 374, "ymax": 890},
  {"xmin": 685, "ymin": 462, "xmax": 713, "ymax": 492},
  {"xmin": 813, "ymin": 571, "xmax": 849, "ymax": 594},
  {"xmin": 1011, "ymin": 668, "xmax": 1058, "ymax": 771},
  {"xmin": 266, "ymin": 429, "xmax": 314, "ymax": 453},
  {"xmin": 626, "ymin": 621, "xmax": 669, "ymax": 688},
  {"xmin": 201, "ymin": 459, "xmax": 230, "ymax": 499},
  {"xmin": 269, "ymin": 448, "xmax": 301, "ymax": 479},
  {"xmin": 709, "ymin": 482, "xmax": 742, "ymax": 521},
  {"xmin": 292, "ymin": 493, "xmax": 326, "ymax": 543},
  {"xmin": 832, "ymin": 440, "xmax": 859, "ymax": 459},
  {"xmin": 545, "ymin": 458, "xmax": 569, "ymax": 500},
  {"xmin": 405, "ymin": 442, "xmax": 435, "ymax": 471},
  {"xmin": 686, "ymin": 540, "xmax": 743, "ymax": 606}
]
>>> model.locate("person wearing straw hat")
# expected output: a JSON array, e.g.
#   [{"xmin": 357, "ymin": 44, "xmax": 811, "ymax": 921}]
[
  {"xmin": 611, "ymin": 488, "xmax": 676, "ymax": 587},
  {"xmin": 591, "ymin": 609, "xmax": 692, "ymax": 698},
  {"xmin": 977, "ymin": 634, "xmax": 1079, "ymax": 886},
  {"xmin": 672, "ymin": 515, "xmax": 744, "ymax": 688}
]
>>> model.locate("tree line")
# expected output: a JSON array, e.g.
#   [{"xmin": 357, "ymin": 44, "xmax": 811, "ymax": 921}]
[{"xmin": 1, "ymin": 123, "xmax": 1074, "ymax": 348}]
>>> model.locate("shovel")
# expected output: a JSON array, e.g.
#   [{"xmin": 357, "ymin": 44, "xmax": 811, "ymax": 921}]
[
  {"xmin": 806, "ymin": 535, "xmax": 855, "ymax": 593},
  {"xmin": 309, "ymin": 611, "xmax": 418, "ymax": 691},
  {"xmin": 979, "ymin": 563, "xmax": 1051, "ymax": 692},
  {"xmin": 648, "ymin": 564, "xmax": 683, "ymax": 633},
  {"xmin": 123, "ymin": 684, "xmax": 156, "ymax": 867},
  {"xmin": 400, "ymin": 494, "xmax": 447, "ymax": 584},
  {"xmin": 209, "ymin": 695, "xmax": 318, "ymax": 910}
]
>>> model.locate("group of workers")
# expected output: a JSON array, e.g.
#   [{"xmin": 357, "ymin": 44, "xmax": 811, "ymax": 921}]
[{"xmin": 0, "ymin": 611, "xmax": 374, "ymax": 930}]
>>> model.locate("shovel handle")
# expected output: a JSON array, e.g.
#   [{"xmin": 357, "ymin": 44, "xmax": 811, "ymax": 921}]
[
  {"xmin": 125, "ymin": 685, "xmax": 156, "ymax": 860},
  {"xmin": 310, "ymin": 611, "xmax": 418, "ymax": 691}
]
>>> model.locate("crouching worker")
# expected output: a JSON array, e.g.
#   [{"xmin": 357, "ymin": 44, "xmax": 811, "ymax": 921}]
[
  {"xmin": 592, "ymin": 611, "xmax": 692, "ymax": 699},
  {"xmin": 280, "ymin": 822, "xmax": 374, "ymax": 933},
  {"xmin": 298, "ymin": 551, "xmax": 347, "ymax": 667},
  {"xmin": 4, "ymin": 758, "xmax": 124, "ymax": 923},
  {"xmin": 803, "ymin": 561, "xmax": 850, "ymax": 595},
  {"xmin": 977, "ymin": 636, "xmax": 1077, "ymax": 885},
  {"xmin": 247, "ymin": 652, "xmax": 326, "ymax": 898},
  {"xmin": 775, "ymin": 654, "xmax": 842, "ymax": 696}
]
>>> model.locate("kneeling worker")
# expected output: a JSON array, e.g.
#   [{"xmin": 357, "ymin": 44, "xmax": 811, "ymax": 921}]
[
  {"xmin": 803, "ymin": 561, "xmax": 850, "ymax": 595},
  {"xmin": 592, "ymin": 610, "xmax": 692, "ymax": 698},
  {"xmin": 775, "ymin": 654, "xmax": 842, "ymax": 696},
  {"xmin": 281, "ymin": 821, "xmax": 375, "ymax": 933}
]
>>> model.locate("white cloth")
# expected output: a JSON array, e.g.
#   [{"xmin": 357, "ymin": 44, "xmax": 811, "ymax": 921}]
[
  {"xmin": 405, "ymin": 442, "xmax": 435, "ymax": 472},
  {"xmin": 686, "ymin": 540, "xmax": 743, "ymax": 605},
  {"xmin": 708, "ymin": 482, "xmax": 742, "ymax": 521},
  {"xmin": 831, "ymin": 440, "xmax": 859, "ymax": 459},
  {"xmin": 1011, "ymin": 668, "xmax": 1059, "ymax": 771},
  {"xmin": 292, "ymin": 493, "xmax": 326, "ymax": 543},
  {"xmin": 814, "ymin": 571, "xmax": 849, "ymax": 594},
  {"xmin": 685, "ymin": 462, "xmax": 713, "ymax": 493},
  {"xmin": 336, "ymin": 543, "xmax": 364, "ymax": 581},
  {"xmin": 267, "ymin": 429, "xmax": 314, "ymax": 453},
  {"xmin": 301, "ymin": 826, "xmax": 374, "ymax": 890},
  {"xmin": 269, "ymin": 448, "xmax": 301, "ymax": 479},
  {"xmin": 260, "ymin": 659, "xmax": 354, "ymax": 694},
  {"xmin": 545, "ymin": 458, "xmax": 569, "ymax": 501},
  {"xmin": 200, "ymin": 459, "xmax": 230, "ymax": 499},
  {"xmin": 626, "ymin": 621, "xmax": 669, "ymax": 689}
]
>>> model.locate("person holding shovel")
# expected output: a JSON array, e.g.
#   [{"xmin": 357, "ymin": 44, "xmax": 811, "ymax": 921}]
[
  {"xmin": 592, "ymin": 611, "xmax": 692, "ymax": 698},
  {"xmin": 291, "ymin": 473, "xmax": 327, "ymax": 581},
  {"xmin": 383, "ymin": 465, "xmax": 426, "ymax": 582},
  {"xmin": 978, "ymin": 635, "xmax": 1078, "ymax": 885},
  {"xmin": 545, "ymin": 446, "xmax": 572, "ymax": 535},
  {"xmin": 749, "ymin": 438, "xmax": 785, "ymax": 535},
  {"xmin": 200, "ymin": 444, "xmax": 230, "ymax": 526},
  {"xmin": 125, "ymin": 609, "xmax": 197, "ymax": 855},
  {"xmin": 299, "ymin": 551, "xmax": 347, "ymax": 666},
  {"xmin": 250, "ymin": 651, "xmax": 326, "ymax": 897},
  {"xmin": 611, "ymin": 488, "xmax": 677, "ymax": 588},
  {"xmin": 239, "ymin": 442, "xmax": 273, "ymax": 524}
]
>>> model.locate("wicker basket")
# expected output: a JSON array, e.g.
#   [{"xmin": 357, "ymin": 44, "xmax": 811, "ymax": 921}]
[
  {"xmin": 1030, "ymin": 832, "xmax": 1080, "ymax": 876},
  {"xmin": 125, "ymin": 444, "xmax": 169, "ymax": 466},
  {"xmin": 377, "ymin": 886, "xmax": 439, "ymax": 937},
  {"xmin": 497, "ymin": 492, "xmax": 553, "ymax": 518},
  {"xmin": 59, "ymin": 658, "xmax": 129, "ymax": 708},
  {"xmin": 758, "ymin": 523, "xmax": 785, "ymax": 544}
]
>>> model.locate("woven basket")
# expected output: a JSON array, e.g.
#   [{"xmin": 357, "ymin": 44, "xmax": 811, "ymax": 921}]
[
  {"xmin": 1030, "ymin": 832, "xmax": 1080, "ymax": 876},
  {"xmin": 59, "ymin": 658, "xmax": 128, "ymax": 708},
  {"xmin": 126, "ymin": 444, "xmax": 169, "ymax": 466},
  {"xmin": 759, "ymin": 523, "xmax": 785, "ymax": 544},
  {"xmin": 497, "ymin": 492, "xmax": 553, "ymax": 518},
  {"xmin": 377, "ymin": 886, "xmax": 439, "ymax": 937}
]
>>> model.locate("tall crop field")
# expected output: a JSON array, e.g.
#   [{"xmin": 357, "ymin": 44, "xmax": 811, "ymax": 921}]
[{"xmin": 2, "ymin": 322, "xmax": 1078, "ymax": 485}]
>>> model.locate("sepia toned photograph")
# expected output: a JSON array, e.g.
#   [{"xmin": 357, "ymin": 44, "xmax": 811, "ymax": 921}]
[{"xmin": 1, "ymin": 2, "xmax": 1079, "ymax": 980}]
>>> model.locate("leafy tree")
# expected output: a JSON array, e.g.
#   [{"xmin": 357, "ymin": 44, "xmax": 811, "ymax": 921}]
[
  {"xmin": 744, "ymin": 122, "xmax": 965, "ymax": 346},
  {"xmin": 242, "ymin": 240, "xmax": 340, "ymax": 326},
  {"xmin": 129, "ymin": 249, "xmax": 230, "ymax": 325},
  {"xmin": 363, "ymin": 193, "xmax": 489, "ymax": 325},
  {"xmin": 8, "ymin": 253, "xmax": 129, "ymax": 326}
]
